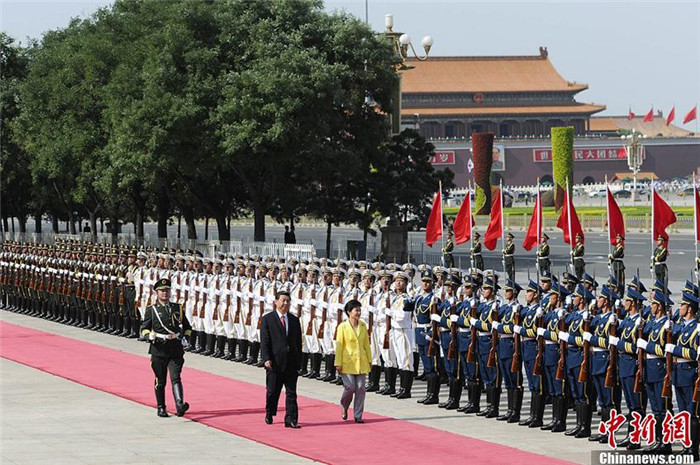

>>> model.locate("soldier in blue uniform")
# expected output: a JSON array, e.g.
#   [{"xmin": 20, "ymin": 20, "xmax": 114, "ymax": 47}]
[
  {"xmin": 456, "ymin": 275, "xmax": 481, "ymax": 413},
  {"xmin": 514, "ymin": 280, "xmax": 546, "ymax": 427},
  {"xmin": 472, "ymin": 275, "xmax": 502, "ymax": 418},
  {"xmin": 610, "ymin": 287, "xmax": 647, "ymax": 450},
  {"xmin": 436, "ymin": 273, "xmax": 462, "ymax": 410},
  {"xmin": 471, "ymin": 232, "xmax": 484, "ymax": 271},
  {"xmin": 140, "ymin": 278, "xmax": 193, "ymax": 417},
  {"xmin": 559, "ymin": 284, "xmax": 595, "ymax": 438},
  {"xmin": 409, "ymin": 269, "xmax": 439, "ymax": 403},
  {"xmin": 539, "ymin": 281, "xmax": 569, "ymax": 432},
  {"xmin": 636, "ymin": 289, "xmax": 674, "ymax": 454},
  {"xmin": 666, "ymin": 291, "xmax": 699, "ymax": 460},
  {"xmin": 585, "ymin": 285, "xmax": 618, "ymax": 443},
  {"xmin": 493, "ymin": 279, "xmax": 523, "ymax": 422}
]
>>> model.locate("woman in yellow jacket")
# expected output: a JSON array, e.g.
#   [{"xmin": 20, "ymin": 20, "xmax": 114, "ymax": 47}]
[{"xmin": 335, "ymin": 299, "xmax": 372, "ymax": 423}]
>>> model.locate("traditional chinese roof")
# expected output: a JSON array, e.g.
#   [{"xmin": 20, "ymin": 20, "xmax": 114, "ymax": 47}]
[
  {"xmin": 402, "ymin": 51, "xmax": 589, "ymax": 94},
  {"xmin": 612, "ymin": 172, "xmax": 658, "ymax": 181},
  {"xmin": 401, "ymin": 103, "xmax": 605, "ymax": 117},
  {"xmin": 590, "ymin": 116, "xmax": 693, "ymax": 137}
]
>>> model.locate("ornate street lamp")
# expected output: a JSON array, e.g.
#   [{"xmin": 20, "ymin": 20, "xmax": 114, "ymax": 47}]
[
  {"xmin": 622, "ymin": 129, "xmax": 646, "ymax": 202},
  {"xmin": 383, "ymin": 14, "xmax": 433, "ymax": 133}
]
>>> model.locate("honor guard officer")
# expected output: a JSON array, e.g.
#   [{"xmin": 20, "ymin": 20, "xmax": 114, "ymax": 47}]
[
  {"xmin": 666, "ymin": 291, "xmax": 699, "ymax": 460},
  {"xmin": 572, "ymin": 233, "xmax": 585, "ymax": 280},
  {"xmin": 140, "ymin": 278, "xmax": 192, "ymax": 418},
  {"xmin": 610, "ymin": 287, "xmax": 646, "ymax": 450},
  {"xmin": 435, "ymin": 273, "xmax": 461, "ymax": 409},
  {"xmin": 443, "ymin": 232, "xmax": 455, "ymax": 268},
  {"xmin": 609, "ymin": 234, "xmax": 625, "ymax": 291},
  {"xmin": 503, "ymin": 232, "xmax": 516, "ymax": 282},
  {"xmin": 636, "ymin": 289, "xmax": 674, "ymax": 454},
  {"xmin": 652, "ymin": 235, "xmax": 669, "ymax": 285},
  {"xmin": 472, "ymin": 275, "xmax": 502, "ymax": 418},
  {"xmin": 456, "ymin": 275, "xmax": 481, "ymax": 414},
  {"xmin": 409, "ymin": 269, "xmax": 438, "ymax": 390},
  {"xmin": 537, "ymin": 234, "xmax": 551, "ymax": 275},
  {"xmin": 514, "ymin": 280, "xmax": 546, "ymax": 427},
  {"xmin": 471, "ymin": 232, "xmax": 484, "ymax": 271},
  {"xmin": 539, "ymin": 282, "xmax": 569, "ymax": 432},
  {"xmin": 493, "ymin": 279, "xmax": 523, "ymax": 423}
]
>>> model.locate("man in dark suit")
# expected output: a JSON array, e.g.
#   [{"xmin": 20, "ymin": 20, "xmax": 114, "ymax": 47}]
[{"xmin": 261, "ymin": 290, "xmax": 302, "ymax": 428}]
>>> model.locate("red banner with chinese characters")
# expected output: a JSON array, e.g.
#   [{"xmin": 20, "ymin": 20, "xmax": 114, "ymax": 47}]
[
  {"xmin": 430, "ymin": 151, "xmax": 456, "ymax": 165},
  {"xmin": 533, "ymin": 146, "xmax": 629, "ymax": 163}
]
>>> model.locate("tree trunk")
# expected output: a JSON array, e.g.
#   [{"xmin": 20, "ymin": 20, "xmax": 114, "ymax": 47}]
[
  {"xmin": 215, "ymin": 212, "xmax": 230, "ymax": 241},
  {"xmin": 35, "ymin": 212, "xmax": 42, "ymax": 233},
  {"xmin": 183, "ymin": 207, "xmax": 197, "ymax": 241},
  {"xmin": 51, "ymin": 215, "xmax": 59, "ymax": 233},
  {"xmin": 325, "ymin": 219, "xmax": 332, "ymax": 259},
  {"xmin": 204, "ymin": 217, "xmax": 209, "ymax": 240},
  {"xmin": 135, "ymin": 208, "xmax": 144, "ymax": 244},
  {"xmin": 111, "ymin": 213, "xmax": 119, "ymax": 244},
  {"xmin": 177, "ymin": 215, "xmax": 182, "ymax": 239},
  {"xmin": 157, "ymin": 193, "xmax": 169, "ymax": 239},
  {"xmin": 252, "ymin": 198, "xmax": 265, "ymax": 242},
  {"xmin": 68, "ymin": 208, "xmax": 76, "ymax": 234},
  {"xmin": 18, "ymin": 215, "xmax": 27, "ymax": 234},
  {"xmin": 2, "ymin": 217, "xmax": 8, "ymax": 234},
  {"xmin": 89, "ymin": 212, "xmax": 97, "ymax": 243}
]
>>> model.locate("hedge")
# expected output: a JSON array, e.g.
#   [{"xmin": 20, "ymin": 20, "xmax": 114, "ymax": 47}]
[
  {"xmin": 551, "ymin": 126, "xmax": 574, "ymax": 211},
  {"xmin": 472, "ymin": 132, "xmax": 494, "ymax": 215}
]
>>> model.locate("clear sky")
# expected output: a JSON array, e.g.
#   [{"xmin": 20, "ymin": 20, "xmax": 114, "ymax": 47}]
[{"xmin": 2, "ymin": 0, "xmax": 699, "ymax": 129}]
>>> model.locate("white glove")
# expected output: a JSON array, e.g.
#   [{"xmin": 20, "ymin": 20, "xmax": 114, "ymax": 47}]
[
  {"xmin": 513, "ymin": 325, "xmax": 522, "ymax": 334},
  {"xmin": 537, "ymin": 327, "xmax": 546, "ymax": 337},
  {"xmin": 634, "ymin": 317, "xmax": 641, "ymax": 328},
  {"xmin": 449, "ymin": 315, "xmax": 458, "ymax": 323},
  {"xmin": 181, "ymin": 337, "xmax": 190, "ymax": 349},
  {"xmin": 148, "ymin": 331, "xmax": 155, "ymax": 342},
  {"xmin": 557, "ymin": 308, "xmax": 565, "ymax": 319},
  {"xmin": 581, "ymin": 311, "xmax": 589, "ymax": 320},
  {"xmin": 469, "ymin": 317, "xmax": 477, "ymax": 326},
  {"xmin": 651, "ymin": 255, "xmax": 655, "ymax": 261},
  {"xmin": 637, "ymin": 339, "xmax": 648, "ymax": 350},
  {"xmin": 664, "ymin": 320, "xmax": 671, "ymax": 330},
  {"xmin": 665, "ymin": 343, "xmax": 676, "ymax": 354},
  {"xmin": 492, "ymin": 321, "xmax": 501, "ymax": 331},
  {"xmin": 535, "ymin": 307, "xmax": 543, "ymax": 318},
  {"xmin": 608, "ymin": 336, "xmax": 619, "ymax": 347},
  {"xmin": 430, "ymin": 313, "xmax": 441, "ymax": 323},
  {"xmin": 583, "ymin": 332, "xmax": 592, "ymax": 342},
  {"xmin": 558, "ymin": 331, "xmax": 570, "ymax": 342},
  {"xmin": 425, "ymin": 334, "xmax": 432, "ymax": 342},
  {"xmin": 609, "ymin": 313, "xmax": 617, "ymax": 325}
]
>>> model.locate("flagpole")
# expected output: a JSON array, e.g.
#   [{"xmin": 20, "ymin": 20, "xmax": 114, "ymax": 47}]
[
  {"xmin": 606, "ymin": 174, "xmax": 612, "ymax": 258},
  {"xmin": 536, "ymin": 177, "xmax": 541, "ymax": 278},
  {"xmin": 566, "ymin": 178, "xmax": 574, "ymax": 278},
  {"xmin": 694, "ymin": 173, "xmax": 699, "ymax": 286},
  {"xmin": 650, "ymin": 179, "xmax": 655, "ymax": 282},
  {"xmin": 501, "ymin": 180, "xmax": 506, "ymax": 279},
  {"xmin": 439, "ymin": 180, "xmax": 445, "ymax": 267}
]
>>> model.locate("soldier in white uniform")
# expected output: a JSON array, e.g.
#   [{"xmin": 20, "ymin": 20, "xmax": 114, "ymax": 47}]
[
  {"xmin": 388, "ymin": 271, "xmax": 415, "ymax": 399},
  {"xmin": 316, "ymin": 267, "xmax": 335, "ymax": 381},
  {"xmin": 358, "ymin": 269, "xmax": 381, "ymax": 391},
  {"xmin": 246, "ymin": 261, "xmax": 268, "ymax": 366},
  {"xmin": 377, "ymin": 271, "xmax": 397, "ymax": 395},
  {"xmin": 301, "ymin": 265, "xmax": 322, "ymax": 378}
]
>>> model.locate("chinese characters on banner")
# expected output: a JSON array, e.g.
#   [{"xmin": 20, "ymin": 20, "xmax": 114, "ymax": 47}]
[
  {"xmin": 430, "ymin": 151, "xmax": 456, "ymax": 165},
  {"xmin": 532, "ymin": 146, "xmax": 643, "ymax": 163},
  {"xmin": 599, "ymin": 409, "xmax": 691, "ymax": 449}
]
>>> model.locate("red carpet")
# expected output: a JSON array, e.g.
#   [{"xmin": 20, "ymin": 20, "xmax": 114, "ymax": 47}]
[{"xmin": 1, "ymin": 321, "xmax": 575, "ymax": 465}]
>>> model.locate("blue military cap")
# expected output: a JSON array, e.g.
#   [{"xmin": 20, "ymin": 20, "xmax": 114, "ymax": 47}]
[
  {"xmin": 597, "ymin": 285, "xmax": 614, "ymax": 300},
  {"xmin": 572, "ymin": 283, "xmax": 587, "ymax": 298},
  {"xmin": 421, "ymin": 269, "xmax": 435, "ymax": 282},
  {"xmin": 525, "ymin": 280, "xmax": 540, "ymax": 293},
  {"xmin": 650, "ymin": 290, "xmax": 673, "ymax": 307},
  {"xmin": 624, "ymin": 287, "xmax": 645, "ymax": 302},
  {"xmin": 505, "ymin": 278, "xmax": 522, "ymax": 293},
  {"xmin": 582, "ymin": 273, "xmax": 597, "ymax": 287},
  {"xmin": 482, "ymin": 275, "xmax": 500, "ymax": 291},
  {"xmin": 557, "ymin": 283, "xmax": 571, "ymax": 298},
  {"xmin": 651, "ymin": 278, "xmax": 672, "ymax": 294},
  {"xmin": 563, "ymin": 272, "xmax": 579, "ymax": 285},
  {"xmin": 630, "ymin": 276, "xmax": 647, "ymax": 294},
  {"xmin": 683, "ymin": 280, "xmax": 700, "ymax": 296},
  {"xmin": 680, "ymin": 291, "xmax": 699, "ymax": 309},
  {"xmin": 445, "ymin": 273, "xmax": 460, "ymax": 287},
  {"xmin": 607, "ymin": 275, "xmax": 620, "ymax": 289},
  {"xmin": 540, "ymin": 270, "xmax": 552, "ymax": 282}
]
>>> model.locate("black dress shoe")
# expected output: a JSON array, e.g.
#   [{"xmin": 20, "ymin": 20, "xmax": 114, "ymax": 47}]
[
  {"xmin": 265, "ymin": 414, "xmax": 273, "ymax": 425},
  {"xmin": 354, "ymin": 418, "xmax": 364, "ymax": 424},
  {"xmin": 285, "ymin": 422, "xmax": 301, "ymax": 429},
  {"xmin": 341, "ymin": 407, "xmax": 348, "ymax": 420},
  {"xmin": 157, "ymin": 407, "xmax": 169, "ymax": 418}
]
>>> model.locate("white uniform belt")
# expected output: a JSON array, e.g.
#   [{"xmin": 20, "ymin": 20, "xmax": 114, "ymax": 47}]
[
  {"xmin": 592, "ymin": 347, "xmax": 608, "ymax": 352},
  {"xmin": 522, "ymin": 337, "xmax": 534, "ymax": 341},
  {"xmin": 500, "ymin": 334, "xmax": 514, "ymax": 339},
  {"xmin": 545, "ymin": 341, "xmax": 556, "ymax": 345},
  {"xmin": 478, "ymin": 331, "xmax": 491, "ymax": 337},
  {"xmin": 440, "ymin": 328, "xmax": 450, "ymax": 333},
  {"xmin": 503, "ymin": 254, "xmax": 514, "ymax": 257},
  {"xmin": 677, "ymin": 359, "xmax": 694, "ymax": 364},
  {"xmin": 654, "ymin": 261, "xmax": 666, "ymax": 265},
  {"xmin": 458, "ymin": 328, "xmax": 470, "ymax": 333},
  {"xmin": 646, "ymin": 354, "xmax": 662, "ymax": 359},
  {"xmin": 154, "ymin": 333, "xmax": 178, "ymax": 340},
  {"xmin": 415, "ymin": 323, "xmax": 430, "ymax": 329}
]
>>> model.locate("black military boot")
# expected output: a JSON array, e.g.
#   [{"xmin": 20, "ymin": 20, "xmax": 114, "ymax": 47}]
[
  {"xmin": 589, "ymin": 406, "xmax": 610, "ymax": 442},
  {"xmin": 423, "ymin": 372, "xmax": 440, "ymax": 405},
  {"xmin": 391, "ymin": 371, "xmax": 407, "ymax": 398},
  {"xmin": 457, "ymin": 381, "xmax": 472, "ymax": 412},
  {"xmin": 542, "ymin": 395, "xmax": 561, "ymax": 430},
  {"xmin": 463, "ymin": 382, "xmax": 482, "ymax": 414},
  {"xmin": 321, "ymin": 355, "xmax": 335, "ymax": 382},
  {"xmin": 529, "ymin": 392, "xmax": 545, "ymax": 428},
  {"xmin": 486, "ymin": 387, "xmax": 501, "ymax": 418},
  {"xmin": 113, "ymin": 314, "xmax": 124, "ymax": 335},
  {"xmin": 382, "ymin": 367, "xmax": 397, "ymax": 396},
  {"xmin": 223, "ymin": 338, "xmax": 237, "ymax": 360},
  {"xmin": 200, "ymin": 333, "xmax": 213, "ymax": 356},
  {"xmin": 551, "ymin": 396, "xmax": 568, "ymax": 433},
  {"xmin": 508, "ymin": 388, "xmax": 523, "ymax": 423},
  {"xmin": 642, "ymin": 414, "xmax": 665, "ymax": 453},
  {"xmin": 130, "ymin": 317, "xmax": 140, "ymax": 339},
  {"xmin": 366, "ymin": 365, "xmax": 381, "ymax": 392},
  {"xmin": 120, "ymin": 316, "xmax": 131, "ymax": 337},
  {"xmin": 155, "ymin": 386, "xmax": 169, "ymax": 417},
  {"xmin": 565, "ymin": 401, "xmax": 583, "ymax": 436},
  {"xmin": 691, "ymin": 415, "xmax": 699, "ymax": 462},
  {"xmin": 498, "ymin": 389, "xmax": 514, "ymax": 421},
  {"xmin": 439, "ymin": 378, "xmax": 454, "ymax": 408},
  {"xmin": 246, "ymin": 341, "xmax": 259, "ymax": 364},
  {"xmin": 413, "ymin": 352, "xmax": 420, "ymax": 378},
  {"xmin": 418, "ymin": 372, "xmax": 433, "ymax": 403},
  {"xmin": 213, "ymin": 335, "xmax": 226, "ymax": 358},
  {"xmin": 172, "ymin": 381, "xmax": 190, "ymax": 417},
  {"xmin": 397, "ymin": 371, "xmax": 413, "ymax": 399},
  {"xmin": 446, "ymin": 378, "xmax": 462, "ymax": 409},
  {"xmin": 236, "ymin": 340, "xmax": 249, "ymax": 362},
  {"xmin": 308, "ymin": 353, "xmax": 322, "ymax": 379},
  {"xmin": 574, "ymin": 402, "xmax": 592, "ymax": 439},
  {"xmin": 477, "ymin": 386, "xmax": 493, "ymax": 416},
  {"xmin": 520, "ymin": 391, "xmax": 536, "ymax": 426},
  {"xmin": 297, "ymin": 352, "xmax": 309, "ymax": 375},
  {"xmin": 619, "ymin": 411, "xmax": 641, "ymax": 449}
]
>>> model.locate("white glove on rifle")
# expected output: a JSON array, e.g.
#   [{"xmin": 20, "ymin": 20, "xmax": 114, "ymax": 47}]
[
  {"xmin": 637, "ymin": 339, "xmax": 648, "ymax": 351},
  {"xmin": 665, "ymin": 343, "xmax": 676, "ymax": 354},
  {"xmin": 449, "ymin": 315, "xmax": 458, "ymax": 323},
  {"xmin": 583, "ymin": 332, "xmax": 592, "ymax": 342},
  {"xmin": 492, "ymin": 321, "xmax": 501, "ymax": 331},
  {"xmin": 535, "ymin": 307, "xmax": 543, "ymax": 318},
  {"xmin": 536, "ymin": 327, "xmax": 546, "ymax": 337},
  {"xmin": 513, "ymin": 325, "xmax": 522, "ymax": 334},
  {"xmin": 608, "ymin": 336, "xmax": 619, "ymax": 347},
  {"xmin": 558, "ymin": 331, "xmax": 570, "ymax": 342},
  {"xmin": 430, "ymin": 313, "xmax": 441, "ymax": 323},
  {"xmin": 469, "ymin": 317, "xmax": 477, "ymax": 326}
]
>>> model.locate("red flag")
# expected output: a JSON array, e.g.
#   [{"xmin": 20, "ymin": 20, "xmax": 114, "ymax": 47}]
[
  {"xmin": 522, "ymin": 192, "xmax": 541, "ymax": 251},
  {"xmin": 694, "ymin": 180, "xmax": 700, "ymax": 243},
  {"xmin": 643, "ymin": 107, "xmax": 654, "ymax": 122},
  {"xmin": 666, "ymin": 107, "xmax": 675, "ymax": 126},
  {"xmin": 556, "ymin": 187, "xmax": 584, "ymax": 246},
  {"xmin": 653, "ymin": 189, "xmax": 677, "ymax": 245},
  {"xmin": 484, "ymin": 187, "xmax": 503, "ymax": 250},
  {"xmin": 684, "ymin": 106, "xmax": 697, "ymax": 124},
  {"xmin": 425, "ymin": 189, "xmax": 443, "ymax": 247},
  {"xmin": 606, "ymin": 186, "xmax": 625, "ymax": 245},
  {"xmin": 453, "ymin": 192, "xmax": 475, "ymax": 245},
  {"xmin": 628, "ymin": 109, "xmax": 635, "ymax": 120}
]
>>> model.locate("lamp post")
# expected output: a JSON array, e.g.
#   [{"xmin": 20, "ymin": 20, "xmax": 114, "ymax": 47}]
[
  {"xmin": 383, "ymin": 14, "xmax": 433, "ymax": 134},
  {"xmin": 622, "ymin": 129, "xmax": 645, "ymax": 202}
]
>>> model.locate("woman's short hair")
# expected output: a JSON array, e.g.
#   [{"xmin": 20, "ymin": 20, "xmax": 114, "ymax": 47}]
[{"xmin": 344, "ymin": 299, "xmax": 361, "ymax": 316}]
